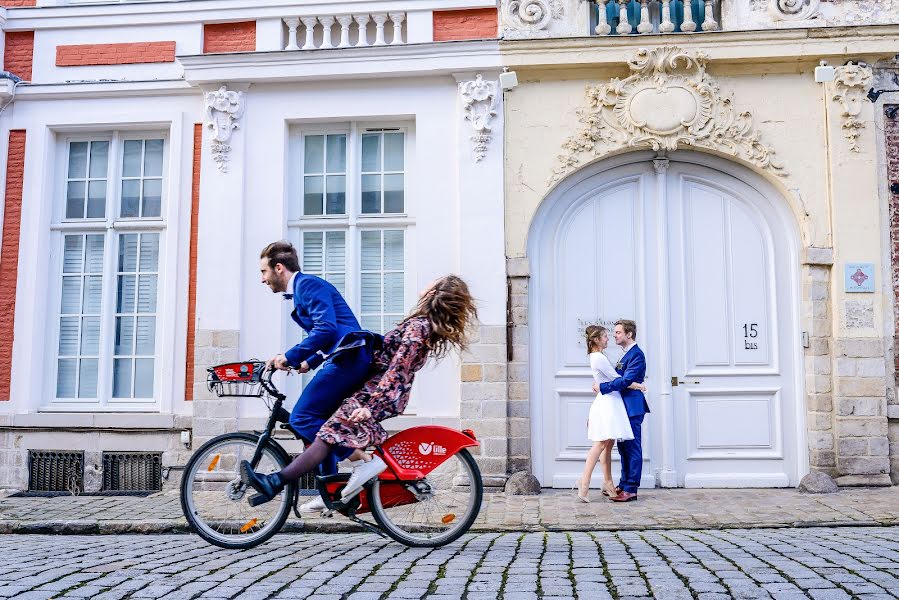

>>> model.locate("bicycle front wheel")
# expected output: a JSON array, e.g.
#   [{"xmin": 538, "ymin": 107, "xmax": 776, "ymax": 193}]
[
  {"xmin": 180, "ymin": 432, "xmax": 295, "ymax": 549},
  {"xmin": 370, "ymin": 448, "xmax": 483, "ymax": 547}
]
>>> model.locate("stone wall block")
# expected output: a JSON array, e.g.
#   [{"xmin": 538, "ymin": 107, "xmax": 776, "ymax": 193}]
[
  {"xmin": 480, "ymin": 326, "xmax": 506, "ymax": 345},
  {"xmin": 508, "ymin": 363, "xmax": 528, "ymax": 382},
  {"xmin": 509, "ymin": 383, "xmax": 529, "ymax": 400},
  {"xmin": 835, "ymin": 357, "xmax": 856, "ymax": 377},
  {"xmin": 809, "ymin": 450, "xmax": 836, "ymax": 469},
  {"xmin": 467, "ymin": 344, "xmax": 506, "ymax": 364},
  {"xmin": 869, "ymin": 436, "xmax": 889, "ymax": 456},
  {"xmin": 512, "ymin": 326, "xmax": 529, "ymax": 346},
  {"xmin": 838, "ymin": 456, "xmax": 890, "ymax": 476},
  {"xmin": 508, "ymin": 399, "xmax": 530, "ymax": 417},
  {"xmin": 836, "ymin": 338, "xmax": 882, "ymax": 358},
  {"xmin": 480, "ymin": 437, "xmax": 508, "ymax": 457},
  {"xmin": 483, "ymin": 364, "xmax": 507, "ymax": 382},
  {"xmin": 807, "ymin": 412, "xmax": 833, "ymax": 431},
  {"xmin": 856, "ymin": 358, "xmax": 887, "ymax": 377},
  {"xmin": 508, "ymin": 437, "xmax": 530, "ymax": 456},
  {"xmin": 461, "ymin": 364, "xmax": 483, "ymax": 382},
  {"xmin": 807, "ymin": 337, "xmax": 830, "ymax": 356},
  {"xmin": 836, "ymin": 396, "xmax": 884, "ymax": 417},
  {"xmin": 808, "ymin": 431, "xmax": 834, "ymax": 451},
  {"xmin": 834, "ymin": 377, "xmax": 885, "ymax": 398},
  {"xmin": 837, "ymin": 438, "xmax": 868, "ymax": 456},
  {"xmin": 806, "ymin": 394, "xmax": 833, "ymax": 413},
  {"xmin": 836, "ymin": 417, "xmax": 889, "ymax": 438}
]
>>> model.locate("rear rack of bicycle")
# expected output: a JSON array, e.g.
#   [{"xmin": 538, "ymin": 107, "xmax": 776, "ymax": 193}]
[{"xmin": 207, "ymin": 361, "xmax": 267, "ymax": 397}]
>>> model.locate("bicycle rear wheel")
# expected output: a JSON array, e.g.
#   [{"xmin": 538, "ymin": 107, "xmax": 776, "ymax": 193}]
[
  {"xmin": 180, "ymin": 432, "xmax": 295, "ymax": 549},
  {"xmin": 369, "ymin": 448, "xmax": 482, "ymax": 547}
]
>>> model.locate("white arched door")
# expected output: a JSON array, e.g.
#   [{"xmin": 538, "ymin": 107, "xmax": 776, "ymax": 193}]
[{"xmin": 530, "ymin": 154, "xmax": 802, "ymax": 488}]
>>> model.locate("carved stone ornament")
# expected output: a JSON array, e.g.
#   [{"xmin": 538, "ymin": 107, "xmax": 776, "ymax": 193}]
[
  {"xmin": 506, "ymin": 0, "xmax": 564, "ymax": 33},
  {"xmin": 550, "ymin": 46, "xmax": 785, "ymax": 186},
  {"xmin": 460, "ymin": 74, "xmax": 498, "ymax": 162},
  {"xmin": 204, "ymin": 85, "xmax": 244, "ymax": 173},
  {"xmin": 768, "ymin": 0, "xmax": 820, "ymax": 21},
  {"xmin": 832, "ymin": 63, "xmax": 873, "ymax": 153}
]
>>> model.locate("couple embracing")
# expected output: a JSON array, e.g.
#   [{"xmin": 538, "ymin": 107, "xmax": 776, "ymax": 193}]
[{"xmin": 576, "ymin": 320, "xmax": 649, "ymax": 503}]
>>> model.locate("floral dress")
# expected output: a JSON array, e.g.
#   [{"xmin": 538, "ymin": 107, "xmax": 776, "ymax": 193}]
[{"xmin": 317, "ymin": 316, "xmax": 432, "ymax": 449}]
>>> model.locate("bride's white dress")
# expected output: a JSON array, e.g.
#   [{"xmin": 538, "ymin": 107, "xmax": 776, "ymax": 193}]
[{"xmin": 587, "ymin": 351, "xmax": 635, "ymax": 442}]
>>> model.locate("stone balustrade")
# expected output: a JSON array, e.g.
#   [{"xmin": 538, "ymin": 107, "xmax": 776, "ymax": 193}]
[
  {"xmin": 593, "ymin": 0, "xmax": 720, "ymax": 36},
  {"xmin": 283, "ymin": 12, "xmax": 406, "ymax": 51}
]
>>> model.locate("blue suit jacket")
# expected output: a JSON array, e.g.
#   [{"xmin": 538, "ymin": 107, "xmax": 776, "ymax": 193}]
[
  {"xmin": 284, "ymin": 272, "xmax": 362, "ymax": 370},
  {"xmin": 599, "ymin": 344, "xmax": 650, "ymax": 417}
]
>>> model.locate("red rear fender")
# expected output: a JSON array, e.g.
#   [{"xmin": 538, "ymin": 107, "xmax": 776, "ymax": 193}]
[{"xmin": 380, "ymin": 425, "xmax": 479, "ymax": 478}]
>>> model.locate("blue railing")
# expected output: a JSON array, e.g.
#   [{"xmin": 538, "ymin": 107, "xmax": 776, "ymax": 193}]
[{"xmin": 592, "ymin": 0, "xmax": 721, "ymax": 36}]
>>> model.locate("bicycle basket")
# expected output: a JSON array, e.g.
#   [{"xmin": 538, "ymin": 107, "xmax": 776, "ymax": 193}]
[{"xmin": 206, "ymin": 361, "xmax": 267, "ymax": 397}]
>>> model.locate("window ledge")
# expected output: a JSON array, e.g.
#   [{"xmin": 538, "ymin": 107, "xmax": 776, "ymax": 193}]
[{"xmin": 3, "ymin": 412, "xmax": 190, "ymax": 430}]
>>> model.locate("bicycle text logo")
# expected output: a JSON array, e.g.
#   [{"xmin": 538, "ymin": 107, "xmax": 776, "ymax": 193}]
[{"xmin": 418, "ymin": 442, "xmax": 447, "ymax": 456}]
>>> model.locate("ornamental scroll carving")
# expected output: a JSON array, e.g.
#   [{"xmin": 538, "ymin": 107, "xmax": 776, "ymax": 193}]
[
  {"xmin": 832, "ymin": 63, "xmax": 873, "ymax": 153},
  {"xmin": 460, "ymin": 74, "xmax": 498, "ymax": 162},
  {"xmin": 768, "ymin": 0, "xmax": 820, "ymax": 21},
  {"xmin": 550, "ymin": 46, "xmax": 785, "ymax": 186},
  {"xmin": 205, "ymin": 85, "xmax": 244, "ymax": 173},
  {"xmin": 505, "ymin": 0, "xmax": 564, "ymax": 33}
]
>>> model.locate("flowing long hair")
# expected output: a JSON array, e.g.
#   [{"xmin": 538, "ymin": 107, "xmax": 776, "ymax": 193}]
[{"xmin": 406, "ymin": 275, "xmax": 478, "ymax": 359}]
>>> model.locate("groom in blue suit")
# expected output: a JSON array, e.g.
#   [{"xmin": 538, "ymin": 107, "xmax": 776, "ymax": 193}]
[{"xmin": 596, "ymin": 319, "xmax": 648, "ymax": 502}]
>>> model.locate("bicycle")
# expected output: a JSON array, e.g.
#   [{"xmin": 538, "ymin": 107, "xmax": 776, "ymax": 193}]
[{"xmin": 180, "ymin": 360, "xmax": 484, "ymax": 550}]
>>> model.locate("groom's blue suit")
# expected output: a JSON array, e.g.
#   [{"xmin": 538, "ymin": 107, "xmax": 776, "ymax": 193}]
[{"xmin": 599, "ymin": 344, "xmax": 649, "ymax": 494}]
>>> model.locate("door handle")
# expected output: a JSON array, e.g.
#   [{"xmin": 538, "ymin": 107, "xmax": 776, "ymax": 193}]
[{"xmin": 671, "ymin": 376, "xmax": 701, "ymax": 386}]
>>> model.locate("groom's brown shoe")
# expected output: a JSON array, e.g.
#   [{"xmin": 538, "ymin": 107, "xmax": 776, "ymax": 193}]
[{"xmin": 609, "ymin": 491, "xmax": 637, "ymax": 502}]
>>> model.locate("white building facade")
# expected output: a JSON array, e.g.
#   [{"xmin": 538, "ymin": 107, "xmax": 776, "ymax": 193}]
[{"xmin": 0, "ymin": 0, "xmax": 508, "ymax": 492}]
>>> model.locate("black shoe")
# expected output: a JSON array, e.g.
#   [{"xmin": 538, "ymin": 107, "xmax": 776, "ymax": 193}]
[{"xmin": 239, "ymin": 460, "xmax": 284, "ymax": 505}]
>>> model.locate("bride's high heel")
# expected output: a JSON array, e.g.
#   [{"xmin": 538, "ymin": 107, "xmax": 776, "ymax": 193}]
[
  {"xmin": 601, "ymin": 482, "xmax": 617, "ymax": 498},
  {"xmin": 574, "ymin": 478, "xmax": 590, "ymax": 503}
]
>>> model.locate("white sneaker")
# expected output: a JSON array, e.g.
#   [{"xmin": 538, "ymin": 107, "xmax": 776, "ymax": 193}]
[
  {"xmin": 340, "ymin": 456, "xmax": 387, "ymax": 500},
  {"xmin": 299, "ymin": 495, "xmax": 327, "ymax": 515}
]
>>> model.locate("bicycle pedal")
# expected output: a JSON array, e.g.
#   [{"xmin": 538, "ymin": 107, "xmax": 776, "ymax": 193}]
[{"xmin": 248, "ymin": 494, "xmax": 269, "ymax": 507}]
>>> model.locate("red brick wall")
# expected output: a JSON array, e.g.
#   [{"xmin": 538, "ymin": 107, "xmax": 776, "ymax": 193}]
[
  {"xmin": 203, "ymin": 21, "xmax": 256, "ymax": 53},
  {"xmin": 887, "ymin": 106, "xmax": 899, "ymax": 376},
  {"xmin": 1, "ymin": 1, "xmax": 37, "ymax": 7},
  {"xmin": 184, "ymin": 124, "xmax": 202, "ymax": 401},
  {"xmin": 433, "ymin": 8, "xmax": 498, "ymax": 42},
  {"xmin": 4, "ymin": 31, "xmax": 34, "ymax": 81},
  {"xmin": 0, "ymin": 131, "xmax": 26, "ymax": 400},
  {"xmin": 56, "ymin": 42, "xmax": 176, "ymax": 66}
]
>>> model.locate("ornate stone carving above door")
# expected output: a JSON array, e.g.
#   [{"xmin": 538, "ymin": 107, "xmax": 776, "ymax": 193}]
[{"xmin": 550, "ymin": 46, "xmax": 785, "ymax": 186}]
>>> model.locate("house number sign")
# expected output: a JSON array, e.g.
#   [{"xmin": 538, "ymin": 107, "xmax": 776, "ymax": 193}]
[{"xmin": 742, "ymin": 323, "xmax": 759, "ymax": 350}]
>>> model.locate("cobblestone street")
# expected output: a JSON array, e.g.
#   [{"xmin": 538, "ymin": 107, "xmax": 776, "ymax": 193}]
[{"xmin": 1, "ymin": 527, "xmax": 898, "ymax": 599}]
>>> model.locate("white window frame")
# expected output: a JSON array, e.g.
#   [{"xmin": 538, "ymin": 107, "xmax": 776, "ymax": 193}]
[
  {"xmin": 286, "ymin": 122, "xmax": 415, "ymax": 399},
  {"xmin": 45, "ymin": 130, "xmax": 169, "ymax": 412}
]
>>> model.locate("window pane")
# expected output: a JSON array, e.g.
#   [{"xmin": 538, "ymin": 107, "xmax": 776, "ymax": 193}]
[
  {"xmin": 361, "ymin": 231, "xmax": 381, "ymax": 270},
  {"xmin": 139, "ymin": 234, "xmax": 160, "ymax": 272},
  {"xmin": 137, "ymin": 275, "xmax": 157, "ymax": 313},
  {"xmin": 56, "ymin": 359, "xmax": 77, "ymax": 397},
  {"xmin": 63, "ymin": 236, "xmax": 84, "ymax": 273},
  {"xmin": 89, "ymin": 141, "xmax": 109, "ymax": 179},
  {"xmin": 142, "ymin": 179, "xmax": 162, "ymax": 218},
  {"xmin": 384, "ymin": 314, "xmax": 403, "ymax": 331},
  {"xmin": 82, "ymin": 276, "xmax": 102, "ymax": 314},
  {"xmin": 325, "ymin": 175, "xmax": 345, "ymax": 215},
  {"xmin": 58, "ymin": 317, "xmax": 79, "ymax": 355},
  {"xmin": 121, "ymin": 180, "xmax": 140, "ymax": 218},
  {"xmin": 361, "ymin": 175, "xmax": 380, "ymax": 214},
  {"xmin": 115, "ymin": 316, "xmax": 135, "ymax": 355},
  {"xmin": 384, "ymin": 230, "xmax": 404, "ymax": 270},
  {"xmin": 135, "ymin": 316, "xmax": 156, "ymax": 354},
  {"xmin": 143, "ymin": 139, "xmax": 164, "ymax": 177},
  {"xmin": 117, "ymin": 275, "xmax": 136, "ymax": 313},
  {"xmin": 122, "ymin": 140, "xmax": 143, "ymax": 177},
  {"xmin": 85, "ymin": 235, "xmax": 105, "ymax": 273},
  {"xmin": 361, "ymin": 134, "xmax": 380, "ymax": 172},
  {"xmin": 68, "ymin": 142, "xmax": 88, "ymax": 179},
  {"xmin": 383, "ymin": 174, "xmax": 404, "ymax": 214},
  {"xmin": 325, "ymin": 231, "xmax": 345, "ymax": 272},
  {"xmin": 87, "ymin": 180, "xmax": 106, "ymax": 219},
  {"xmin": 304, "ymin": 135, "xmax": 324, "ymax": 173},
  {"xmin": 361, "ymin": 315, "xmax": 381, "ymax": 334},
  {"xmin": 80, "ymin": 316, "xmax": 101, "ymax": 355},
  {"xmin": 113, "ymin": 358, "xmax": 132, "ymax": 398},
  {"xmin": 384, "ymin": 132, "xmax": 404, "ymax": 171},
  {"xmin": 361, "ymin": 273, "xmax": 381, "ymax": 313},
  {"xmin": 326, "ymin": 134, "xmax": 346, "ymax": 172},
  {"xmin": 119, "ymin": 234, "xmax": 138, "ymax": 272},
  {"xmin": 133, "ymin": 358, "xmax": 154, "ymax": 398},
  {"xmin": 78, "ymin": 358, "xmax": 98, "ymax": 398},
  {"xmin": 302, "ymin": 232, "xmax": 323, "ymax": 273},
  {"xmin": 61, "ymin": 277, "xmax": 82, "ymax": 314},
  {"xmin": 303, "ymin": 176, "xmax": 324, "ymax": 216},
  {"xmin": 328, "ymin": 274, "xmax": 346, "ymax": 295},
  {"xmin": 384, "ymin": 272, "xmax": 404, "ymax": 313},
  {"xmin": 66, "ymin": 181, "xmax": 85, "ymax": 219}
]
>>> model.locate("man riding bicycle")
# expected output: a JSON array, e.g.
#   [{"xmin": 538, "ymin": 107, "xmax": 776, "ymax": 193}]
[{"xmin": 258, "ymin": 241, "xmax": 379, "ymax": 514}]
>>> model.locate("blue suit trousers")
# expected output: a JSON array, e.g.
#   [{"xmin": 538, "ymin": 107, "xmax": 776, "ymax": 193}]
[
  {"xmin": 289, "ymin": 346, "xmax": 371, "ymax": 476},
  {"xmin": 617, "ymin": 413, "xmax": 645, "ymax": 494}
]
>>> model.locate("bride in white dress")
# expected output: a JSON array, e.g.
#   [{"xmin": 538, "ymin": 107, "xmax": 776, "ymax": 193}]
[{"xmin": 576, "ymin": 325, "xmax": 644, "ymax": 502}]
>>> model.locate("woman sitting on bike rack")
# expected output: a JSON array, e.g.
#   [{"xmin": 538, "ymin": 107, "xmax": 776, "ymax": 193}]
[{"xmin": 241, "ymin": 274, "xmax": 479, "ymax": 506}]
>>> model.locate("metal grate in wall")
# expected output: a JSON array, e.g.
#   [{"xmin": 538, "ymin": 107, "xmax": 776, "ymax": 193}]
[
  {"xmin": 102, "ymin": 452, "xmax": 162, "ymax": 492},
  {"xmin": 28, "ymin": 451, "xmax": 84, "ymax": 493},
  {"xmin": 289, "ymin": 454, "xmax": 320, "ymax": 496}
]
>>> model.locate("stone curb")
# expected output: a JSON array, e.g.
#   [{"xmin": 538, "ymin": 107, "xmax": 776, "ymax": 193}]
[{"xmin": 1, "ymin": 517, "xmax": 896, "ymax": 535}]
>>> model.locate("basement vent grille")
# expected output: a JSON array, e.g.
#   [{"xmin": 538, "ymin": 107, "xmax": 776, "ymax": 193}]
[
  {"xmin": 102, "ymin": 452, "xmax": 162, "ymax": 492},
  {"xmin": 28, "ymin": 450, "xmax": 84, "ymax": 493}
]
